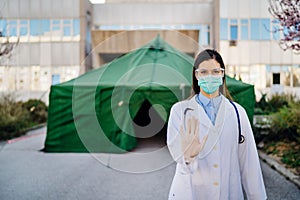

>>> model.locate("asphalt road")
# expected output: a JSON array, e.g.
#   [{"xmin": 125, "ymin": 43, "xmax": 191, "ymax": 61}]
[{"xmin": 0, "ymin": 127, "xmax": 299, "ymax": 200}]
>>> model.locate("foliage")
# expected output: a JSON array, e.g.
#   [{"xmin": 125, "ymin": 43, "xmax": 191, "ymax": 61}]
[
  {"xmin": 255, "ymin": 93, "xmax": 296, "ymax": 114},
  {"xmin": 263, "ymin": 141, "xmax": 300, "ymax": 171},
  {"xmin": 22, "ymin": 99, "xmax": 48, "ymax": 124},
  {"xmin": 0, "ymin": 94, "xmax": 48, "ymax": 140},
  {"xmin": 0, "ymin": 94, "xmax": 30, "ymax": 140},
  {"xmin": 268, "ymin": 0, "xmax": 300, "ymax": 53},
  {"xmin": 269, "ymin": 102, "xmax": 300, "ymax": 142}
]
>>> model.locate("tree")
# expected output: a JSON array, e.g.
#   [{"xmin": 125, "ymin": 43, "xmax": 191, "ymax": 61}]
[
  {"xmin": 0, "ymin": 35, "xmax": 18, "ymax": 58},
  {"xmin": 268, "ymin": 0, "xmax": 300, "ymax": 53}
]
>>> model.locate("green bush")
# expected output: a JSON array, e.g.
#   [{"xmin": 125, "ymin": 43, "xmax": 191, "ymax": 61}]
[
  {"xmin": 0, "ymin": 94, "xmax": 48, "ymax": 140},
  {"xmin": 255, "ymin": 93, "xmax": 296, "ymax": 114},
  {"xmin": 0, "ymin": 94, "xmax": 30, "ymax": 140},
  {"xmin": 22, "ymin": 99, "xmax": 48, "ymax": 124},
  {"xmin": 269, "ymin": 102, "xmax": 300, "ymax": 142}
]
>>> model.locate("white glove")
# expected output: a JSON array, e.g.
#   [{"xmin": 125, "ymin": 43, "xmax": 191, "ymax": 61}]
[{"xmin": 180, "ymin": 116, "xmax": 208, "ymax": 164}]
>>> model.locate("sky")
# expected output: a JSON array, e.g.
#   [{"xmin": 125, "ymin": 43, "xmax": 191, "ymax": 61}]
[{"xmin": 89, "ymin": 0, "xmax": 106, "ymax": 4}]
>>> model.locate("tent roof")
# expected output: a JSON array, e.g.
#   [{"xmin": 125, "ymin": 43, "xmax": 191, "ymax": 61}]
[{"xmin": 58, "ymin": 35, "xmax": 194, "ymax": 88}]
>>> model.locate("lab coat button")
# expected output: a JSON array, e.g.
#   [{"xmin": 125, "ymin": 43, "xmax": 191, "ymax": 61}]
[
  {"xmin": 213, "ymin": 164, "xmax": 218, "ymax": 168},
  {"xmin": 213, "ymin": 182, "xmax": 219, "ymax": 186}
]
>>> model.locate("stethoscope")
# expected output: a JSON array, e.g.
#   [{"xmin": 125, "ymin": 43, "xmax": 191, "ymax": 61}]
[{"xmin": 183, "ymin": 97, "xmax": 245, "ymax": 144}]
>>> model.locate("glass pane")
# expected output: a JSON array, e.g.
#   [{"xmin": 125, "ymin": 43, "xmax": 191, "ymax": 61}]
[
  {"xmin": 9, "ymin": 20, "xmax": 17, "ymax": 25},
  {"xmin": 241, "ymin": 19, "xmax": 248, "ymax": 25},
  {"xmin": 52, "ymin": 20, "xmax": 60, "ymax": 25},
  {"xmin": 30, "ymin": 19, "xmax": 41, "ymax": 36},
  {"xmin": 9, "ymin": 27, "xmax": 17, "ymax": 36},
  {"xmin": 0, "ymin": 20, "xmax": 7, "ymax": 36},
  {"xmin": 20, "ymin": 20, "xmax": 28, "ymax": 25},
  {"xmin": 241, "ymin": 26, "xmax": 248, "ymax": 40},
  {"xmin": 251, "ymin": 19, "xmax": 260, "ymax": 40},
  {"xmin": 20, "ymin": 27, "xmax": 28, "ymax": 36},
  {"xmin": 207, "ymin": 26, "xmax": 210, "ymax": 45},
  {"xmin": 52, "ymin": 74, "xmax": 60, "ymax": 85},
  {"xmin": 41, "ymin": 20, "xmax": 50, "ymax": 34},
  {"xmin": 73, "ymin": 19, "xmax": 80, "ymax": 36},
  {"xmin": 260, "ymin": 19, "xmax": 270, "ymax": 40},
  {"xmin": 63, "ymin": 27, "xmax": 71, "ymax": 36},
  {"xmin": 230, "ymin": 25, "xmax": 238, "ymax": 40},
  {"xmin": 63, "ymin": 20, "xmax": 71, "ymax": 25},
  {"xmin": 273, "ymin": 73, "xmax": 280, "ymax": 84},
  {"xmin": 230, "ymin": 19, "xmax": 238, "ymax": 24},
  {"xmin": 220, "ymin": 18, "xmax": 228, "ymax": 40},
  {"xmin": 52, "ymin": 26, "xmax": 60, "ymax": 31}
]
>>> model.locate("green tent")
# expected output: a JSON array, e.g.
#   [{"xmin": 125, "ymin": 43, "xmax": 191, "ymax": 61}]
[{"xmin": 44, "ymin": 36, "xmax": 255, "ymax": 153}]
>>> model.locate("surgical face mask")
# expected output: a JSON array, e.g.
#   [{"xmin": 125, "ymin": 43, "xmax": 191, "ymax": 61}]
[{"xmin": 198, "ymin": 75, "xmax": 223, "ymax": 94}]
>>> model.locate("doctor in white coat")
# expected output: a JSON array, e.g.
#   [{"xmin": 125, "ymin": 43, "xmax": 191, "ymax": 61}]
[{"xmin": 167, "ymin": 49, "xmax": 267, "ymax": 200}]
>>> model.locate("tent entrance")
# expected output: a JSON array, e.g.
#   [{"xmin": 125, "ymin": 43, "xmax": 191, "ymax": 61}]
[{"xmin": 132, "ymin": 100, "xmax": 167, "ymax": 151}]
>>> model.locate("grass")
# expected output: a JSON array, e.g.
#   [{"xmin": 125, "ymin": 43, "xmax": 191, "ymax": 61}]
[{"xmin": 263, "ymin": 140, "xmax": 300, "ymax": 175}]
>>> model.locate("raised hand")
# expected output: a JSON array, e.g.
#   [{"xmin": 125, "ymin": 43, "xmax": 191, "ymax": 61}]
[{"xmin": 180, "ymin": 117, "xmax": 208, "ymax": 164}]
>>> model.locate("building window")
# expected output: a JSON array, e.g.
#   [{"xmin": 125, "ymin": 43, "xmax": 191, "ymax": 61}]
[
  {"xmin": 261, "ymin": 19, "xmax": 270, "ymax": 40},
  {"xmin": 251, "ymin": 18, "xmax": 271, "ymax": 40},
  {"xmin": 250, "ymin": 19, "xmax": 260, "ymax": 40},
  {"xmin": 271, "ymin": 19, "xmax": 280, "ymax": 40},
  {"xmin": 8, "ymin": 20, "xmax": 17, "ymax": 36},
  {"xmin": 229, "ymin": 19, "xmax": 238, "ymax": 41},
  {"xmin": 63, "ymin": 20, "xmax": 71, "ymax": 36},
  {"xmin": 52, "ymin": 20, "xmax": 61, "ymax": 31},
  {"xmin": 273, "ymin": 73, "xmax": 280, "ymax": 84},
  {"xmin": 0, "ymin": 20, "xmax": 6, "ymax": 37},
  {"xmin": 52, "ymin": 74, "xmax": 60, "ymax": 85},
  {"xmin": 20, "ymin": 20, "xmax": 28, "ymax": 36},
  {"xmin": 30, "ymin": 20, "xmax": 41, "ymax": 36},
  {"xmin": 220, "ymin": 18, "xmax": 228, "ymax": 40},
  {"xmin": 240, "ymin": 19, "xmax": 248, "ymax": 40},
  {"xmin": 199, "ymin": 25, "xmax": 210, "ymax": 46},
  {"xmin": 73, "ymin": 19, "xmax": 80, "ymax": 36},
  {"xmin": 41, "ymin": 20, "xmax": 50, "ymax": 35}
]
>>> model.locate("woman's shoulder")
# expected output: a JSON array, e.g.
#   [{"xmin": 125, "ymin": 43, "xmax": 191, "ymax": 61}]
[
  {"xmin": 171, "ymin": 95, "xmax": 197, "ymax": 110},
  {"xmin": 223, "ymin": 97, "xmax": 247, "ymax": 115},
  {"xmin": 172, "ymin": 95, "xmax": 196, "ymax": 107}
]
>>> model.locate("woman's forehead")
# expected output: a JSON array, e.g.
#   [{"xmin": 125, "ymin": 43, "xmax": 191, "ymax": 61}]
[{"xmin": 197, "ymin": 59, "xmax": 220, "ymax": 69}]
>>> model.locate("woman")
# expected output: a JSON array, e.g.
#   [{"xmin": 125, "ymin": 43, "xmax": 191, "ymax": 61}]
[{"xmin": 167, "ymin": 49, "xmax": 267, "ymax": 200}]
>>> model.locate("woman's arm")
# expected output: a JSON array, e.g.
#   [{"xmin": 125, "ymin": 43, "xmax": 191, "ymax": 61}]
[
  {"xmin": 237, "ymin": 105, "xmax": 267, "ymax": 200},
  {"xmin": 167, "ymin": 103, "xmax": 199, "ymax": 174}
]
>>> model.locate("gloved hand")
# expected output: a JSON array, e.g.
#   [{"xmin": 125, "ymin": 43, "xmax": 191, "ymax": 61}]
[{"xmin": 180, "ymin": 117, "xmax": 208, "ymax": 164}]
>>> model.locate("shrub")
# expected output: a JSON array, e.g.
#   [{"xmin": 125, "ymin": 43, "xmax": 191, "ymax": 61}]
[
  {"xmin": 0, "ymin": 94, "xmax": 30, "ymax": 140},
  {"xmin": 255, "ymin": 93, "xmax": 297, "ymax": 114},
  {"xmin": 22, "ymin": 99, "xmax": 48, "ymax": 124},
  {"xmin": 0, "ymin": 94, "xmax": 48, "ymax": 140},
  {"xmin": 269, "ymin": 102, "xmax": 300, "ymax": 142}
]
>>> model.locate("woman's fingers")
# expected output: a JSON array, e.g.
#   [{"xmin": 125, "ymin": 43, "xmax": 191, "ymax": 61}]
[
  {"xmin": 187, "ymin": 118, "xmax": 191, "ymax": 135},
  {"xmin": 199, "ymin": 134, "xmax": 208, "ymax": 151}
]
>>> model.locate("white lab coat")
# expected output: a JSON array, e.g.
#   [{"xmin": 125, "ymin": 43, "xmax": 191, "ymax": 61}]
[{"xmin": 167, "ymin": 95, "xmax": 267, "ymax": 200}]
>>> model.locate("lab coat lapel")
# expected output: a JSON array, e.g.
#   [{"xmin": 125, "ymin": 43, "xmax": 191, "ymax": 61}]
[
  {"xmin": 188, "ymin": 96, "xmax": 212, "ymax": 128},
  {"xmin": 195, "ymin": 95, "xmax": 226, "ymax": 159}
]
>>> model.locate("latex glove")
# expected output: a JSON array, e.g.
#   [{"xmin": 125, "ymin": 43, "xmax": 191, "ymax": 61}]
[{"xmin": 180, "ymin": 116, "xmax": 208, "ymax": 164}]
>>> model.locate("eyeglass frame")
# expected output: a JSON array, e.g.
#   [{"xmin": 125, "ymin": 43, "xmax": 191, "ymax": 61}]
[{"xmin": 195, "ymin": 68, "xmax": 225, "ymax": 77}]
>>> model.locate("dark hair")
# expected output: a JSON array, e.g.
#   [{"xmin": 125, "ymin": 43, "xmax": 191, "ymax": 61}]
[{"xmin": 192, "ymin": 49, "xmax": 232, "ymax": 99}]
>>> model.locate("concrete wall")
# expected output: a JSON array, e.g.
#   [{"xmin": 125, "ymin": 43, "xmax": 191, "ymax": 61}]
[{"xmin": 93, "ymin": 3, "xmax": 213, "ymax": 26}]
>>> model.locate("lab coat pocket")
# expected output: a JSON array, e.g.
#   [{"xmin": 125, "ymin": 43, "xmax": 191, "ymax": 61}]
[{"xmin": 168, "ymin": 172, "xmax": 193, "ymax": 200}]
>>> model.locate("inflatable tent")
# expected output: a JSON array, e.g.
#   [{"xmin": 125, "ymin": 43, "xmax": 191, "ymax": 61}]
[{"xmin": 44, "ymin": 36, "xmax": 255, "ymax": 153}]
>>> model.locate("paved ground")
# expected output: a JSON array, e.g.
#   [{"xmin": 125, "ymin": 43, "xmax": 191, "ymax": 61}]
[{"xmin": 0, "ymin": 127, "xmax": 299, "ymax": 200}]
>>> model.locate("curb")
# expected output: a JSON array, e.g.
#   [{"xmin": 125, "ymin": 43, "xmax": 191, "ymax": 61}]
[{"xmin": 258, "ymin": 150, "xmax": 300, "ymax": 189}]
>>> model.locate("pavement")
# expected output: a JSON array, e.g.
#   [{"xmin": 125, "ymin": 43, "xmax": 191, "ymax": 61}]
[
  {"xmin": 258, "ymin": 150, "xmax": 300, "ymax": 189},
  {"xmin": 0, "ymin": 126, "xmax": 299, "ymax": 200}
]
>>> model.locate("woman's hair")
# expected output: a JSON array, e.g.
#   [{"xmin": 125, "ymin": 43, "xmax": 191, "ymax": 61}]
[{"xmin": 191, "ymin": 49, "xmax": 232, "ymax": 99}]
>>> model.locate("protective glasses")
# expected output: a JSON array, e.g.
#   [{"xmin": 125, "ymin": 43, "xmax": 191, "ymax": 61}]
[{"xmin": 195, "ymin": 68, "xmax": 224, "ymax": 77}]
